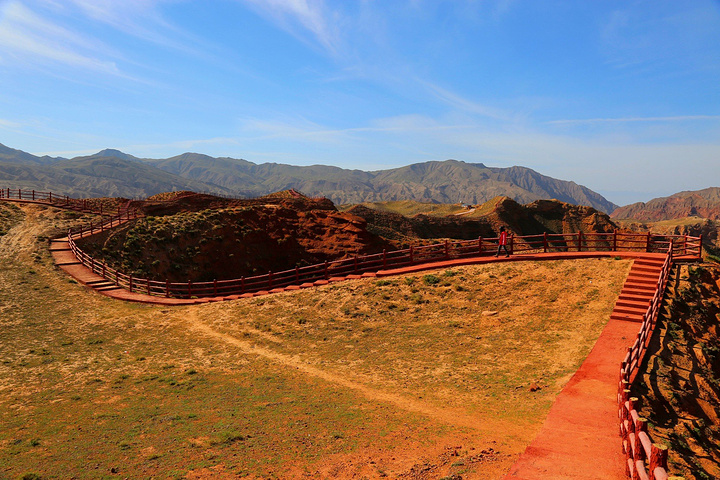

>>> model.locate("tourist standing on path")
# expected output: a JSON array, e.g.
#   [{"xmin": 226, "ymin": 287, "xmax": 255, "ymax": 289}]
[{"xmin": 495, "ymin": 226, "xmax": 510, "ymax": 257}]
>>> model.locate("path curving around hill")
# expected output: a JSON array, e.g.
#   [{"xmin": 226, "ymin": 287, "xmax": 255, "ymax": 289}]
[{"xmin": 1, "ymin": 192, "xmax": 700, "ymax": 479}]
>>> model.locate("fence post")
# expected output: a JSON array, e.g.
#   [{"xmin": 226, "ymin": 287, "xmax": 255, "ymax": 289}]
[
  {"xmin": 613, "ymin": 230, "xmax": 618, "ymax": 251},
  {"xmin": 543, "ymin": 231, "xmax": 548, "ymax": 253},
  {"xmin": 382, "ymin": 249, "xmax": 387, "ymax": 269},
  {"xmin": 324, "ymin": 261, "xmax": 329, "ymax": 279},
  {"xmin": 634, "ymin": 418, "xmax": 647, "ymax": 462},
  {"xmin": 409, "ymin": 245, "xmax": 414, "ymax": 264},
  {"xmin": 646, "ymin": 232, "xmax": 651, "ymax": 252},
  {"xmin": 444, "ymin": 239, "xmax": 449, "ymax": 259},
  {"xmin": 166, "ymin": 279, "xmax": 170, "ymax": 298},
  {"xmin": 698, "ymin": 234, "xmax": 703, "ymax": 258},
  {"xmin": 49, "ymin": 192, "xmax": 52, "ymax": 202},
  {"xmin": 578, "ymin": 231, "xmax": 583, "ymax": 251},
  {"xmin": 129, "ymin": 274, "xmax": 133, "ymax": 293},
  {"xmin": 649, "ymin": 444, "xmax": 668, "ymax": 480},
  {"xmin": 147, "ymin": 279, "xmax": 151, "ymax": 296},
  {"xmin": 683, "ymin": 234, "xmax": 688, "ymax": 256},
  {"xmin": 478, "ymin": 236, "xmax": 483, "ymax": 255},
  {"xmin": 102, "ymin": 263, "xmax": 106, "ymax": 278},
  {"xmin": 295, "ymin": 266, "xmax": 300, "ymax": 282},
  {"xmin": 268, "ymin": 271, "xmax": 273, "ymax": 289},
  {"xmin": 509, "ymin": 235, "xmax": 514, "ymax": 255}
]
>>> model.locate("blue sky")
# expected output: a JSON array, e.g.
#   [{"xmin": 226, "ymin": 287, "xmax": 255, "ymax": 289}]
[{"xmin": 0, "ymin": 0, "xmax": 719, "ymax": 205}]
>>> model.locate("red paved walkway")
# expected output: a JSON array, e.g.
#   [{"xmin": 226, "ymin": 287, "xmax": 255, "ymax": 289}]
[
  {"xmin": 50, "ymin": 233, "xmax": 672, "ymax": 480},
  {"xmin": 502, "ymin": 254, "xmax": 666, "ymax": 480}
]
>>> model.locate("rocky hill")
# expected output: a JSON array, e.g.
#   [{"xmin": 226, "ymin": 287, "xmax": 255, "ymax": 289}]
[
  {"xmin": 143, "ymin": 153, "xmax": 618, "ymax": 213},
  {"xmin": 76, "ymin": 192, "xmax": 390, "ymax": 282},
  {"xmin": 0, "ymin": 143, "xmax": 617, "ymax": 212},
  {"xmin": 347, "ymin": 196, "xmax": 617, "ymax": 245},
  {"xmin": 611, "ymin": 188, "xmax": 720, "ymax": 221},
  {"xmin": 75, "ymin": 191, "xmax": 619, "ymax": 283}
]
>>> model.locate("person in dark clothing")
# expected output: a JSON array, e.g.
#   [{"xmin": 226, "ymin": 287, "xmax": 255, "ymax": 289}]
[{"xmin": 495, "ymin": 226, "xmax": 510, "ymax": 257}]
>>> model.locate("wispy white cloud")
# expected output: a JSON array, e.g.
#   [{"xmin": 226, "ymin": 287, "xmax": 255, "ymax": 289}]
[
  {"xmin": 419, "ymin": 80, "xmax": 513, "ymax": 120},
  {"xmin": 0, "ymin": 118, "xmax": 21, "ymax": 128},
  {"xmin": 239, "ymin": 0, "xmax": 340, "ymax": 54},
  {"xmin": 0, "ymin": 1, "xmax": 121, "ymax": 74},
  {"xmin": 600, "ymin": 4, "xmax": 720, "ymax": 75},
  {"xmin": 548, "ymin": 115, "xmax": 720, "ymax": 126},
  {"xmin": 61, "ymin": 0, "xmax": 214, "ymax": 58}
]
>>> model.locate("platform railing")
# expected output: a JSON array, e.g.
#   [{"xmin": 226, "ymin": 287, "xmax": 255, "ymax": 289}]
[{"xmin": 617, "ymin": 244, "xmax": 674, "ymax": 480}]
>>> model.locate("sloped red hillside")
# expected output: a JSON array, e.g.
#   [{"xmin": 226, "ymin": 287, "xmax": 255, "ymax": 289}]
[
  {"xmin": 77, "ymin": 191, "xmax": 390, "ymax": 282},
  {"xmin": 348, "ymin": 196, "xmax": 618, "ymax": 245},
  {"xmin": 611, "ymin": 188, "xmax": 720, "ymax": 221}
]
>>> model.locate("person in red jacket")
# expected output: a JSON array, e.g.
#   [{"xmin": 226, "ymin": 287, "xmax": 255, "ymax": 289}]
[{"xmin": 495, "ymin": 226, "xmax": 510, "ymax": 257}]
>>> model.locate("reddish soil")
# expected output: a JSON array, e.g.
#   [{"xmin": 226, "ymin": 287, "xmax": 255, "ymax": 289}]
[{"xmin": 76, "ymin": 191, "xmax": 392, "ymax": 282}]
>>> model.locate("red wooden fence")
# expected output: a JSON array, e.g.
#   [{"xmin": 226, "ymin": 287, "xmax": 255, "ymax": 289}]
[
  {"xmin": 617, "ymin": 245, "xmax": 674, "ymax": 480},
  {"xmin": 66, "ymin": 228, "xmax": 701, "ymax": 300},
  {"xmin": 2, "ymin": 187, "xmax": 703, "ymax": 301}
]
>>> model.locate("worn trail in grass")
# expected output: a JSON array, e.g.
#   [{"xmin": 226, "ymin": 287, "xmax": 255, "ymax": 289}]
[
  {"xmin": 0, "ymin": 204, "xmax": 632, "ymax": 479},
  {"xmin": 185, "ymin": 311, "xmax": 493, "ymax": 433}
]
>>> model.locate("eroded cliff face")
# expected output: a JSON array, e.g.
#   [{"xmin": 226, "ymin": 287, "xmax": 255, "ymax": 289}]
[
  {"xmin": 349, "ymin": 196, "xmax": 618, "ymax": 245},
  {"xmin": 633, "ymin": 265, "xmax": 720, "ymax": 479},
  {"xmin": 75, "ymin": 192, "xmax": 622, "ymax": 283},
  {"xmin": 77, "ymin": 191, "xmax": 390, "ymax": 282}
]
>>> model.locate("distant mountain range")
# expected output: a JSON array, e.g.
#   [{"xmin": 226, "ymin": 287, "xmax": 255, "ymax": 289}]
[
  {"xmin": 0, "ymin": 143, "xmax": 619, "ymax": 212},
  {"xmin": 611, "ymin": 187, "xmax": 720, "ymax": 221}
]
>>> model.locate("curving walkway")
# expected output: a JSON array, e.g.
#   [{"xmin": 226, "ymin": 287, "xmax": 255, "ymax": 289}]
[
  {"xmin": 4, "ymin": 192, "xmax": 698, "ymax": 478},
  {"xmin": 51, "ymin": 237, "xmax": 672, "ymax": 478}
]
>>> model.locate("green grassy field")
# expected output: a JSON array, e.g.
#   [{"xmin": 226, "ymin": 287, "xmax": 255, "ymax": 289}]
[{"xmin": 0, "ymin": 203, "xmax": 632, "ymax": 479}]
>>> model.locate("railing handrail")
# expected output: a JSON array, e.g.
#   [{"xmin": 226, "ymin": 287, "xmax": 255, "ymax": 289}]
[
  {"xmin": 1, "ymin": 187, "xmax": 702, "ymax": 300},
  {"xmin": 617, "ymin": 243, "xmax": 674, "ymax": 480}
]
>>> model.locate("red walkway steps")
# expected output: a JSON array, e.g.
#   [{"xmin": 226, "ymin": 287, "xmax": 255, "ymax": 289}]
[
  {"xmin": 610, "ymin": 258, "xmax": 665, "ymax": 323},
  {"xmin": 503, "ymin": 253, "xmax": 668, "ymax": 480}
]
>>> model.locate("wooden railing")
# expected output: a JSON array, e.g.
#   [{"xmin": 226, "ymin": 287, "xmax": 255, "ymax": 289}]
[
  {"xmin": 0, "ymin": 187, "xmax": 139, "ymax": 219},
  {"xmin": 618, "ymin": 245, "xmax": 674, "ymax": 480},
  {"xmin": 1, "ymin": 187, "xmax": 702, "ymax": 300},
  {"xmin": 65, "ymin": 228, "xmax": 702, "ymax": 300}
]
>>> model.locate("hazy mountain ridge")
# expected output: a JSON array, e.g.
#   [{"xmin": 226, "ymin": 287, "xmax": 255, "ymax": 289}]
[
  {"xmin": 0, "ymin": 146, "xmax": 228, "ymax": 198},
  {"xmin": 0, "ymin": 143, "xmax": 618, "ymax": 212},
  {"xmin": 611, "ymin": 187, "xmax": 720, "ymax": 221},
  {"xmin": 144, "ymin": 154, "xmax": 619, "ymax": 213}
]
